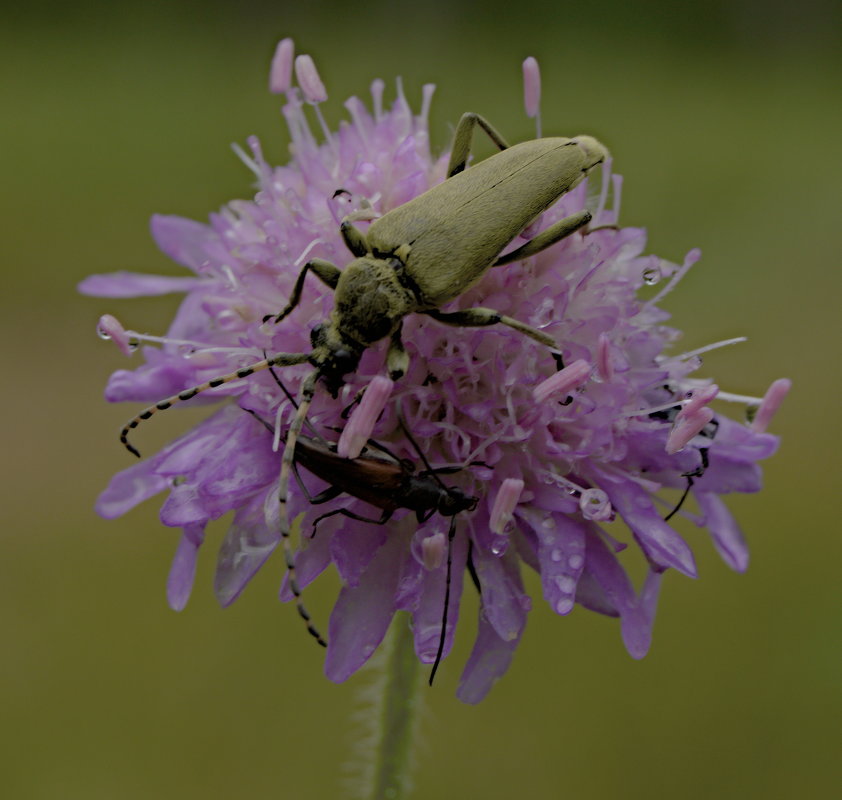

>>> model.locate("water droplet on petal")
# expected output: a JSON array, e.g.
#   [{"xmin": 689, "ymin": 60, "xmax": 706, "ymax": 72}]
[
  {"xmin": 550, "ymin": 548, "xmax": 563, "ymax": 562},
  {"xmin": 568, "ymin": 553, "xmax": 584, "ymax": 569},
  {"xmin": 643, "ymin": 267, "xmax": 661, "ymax": 285},
  {"xmin": 490, "ymin": 538, "xmax": 508, "ymax": 556},
  {"xmin": 555, "ymin": 597, "xmax": 574, "ymax": 614}
]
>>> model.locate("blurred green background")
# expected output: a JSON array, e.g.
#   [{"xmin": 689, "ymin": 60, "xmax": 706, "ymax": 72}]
[{"xmin": 2, "ymin": 1, "xmax": 839, "ymax": 797}]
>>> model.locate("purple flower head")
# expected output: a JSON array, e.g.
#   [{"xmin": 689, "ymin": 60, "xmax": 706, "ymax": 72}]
[{"xmin": 82, "ymin": 41, "xmax": 789, "ymax": 703}]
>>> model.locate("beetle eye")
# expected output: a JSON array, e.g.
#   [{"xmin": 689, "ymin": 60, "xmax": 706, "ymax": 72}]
[
  {"xmin": 331, "ymin": 347, "xmax": 360, "ymax": 380},
  {"xmin": 310, "ymin": 324, "xmax": 326, "ymax": 349}
]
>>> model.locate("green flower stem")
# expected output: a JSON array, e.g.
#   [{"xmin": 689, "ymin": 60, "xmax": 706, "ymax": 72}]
[{"xmin": 368, "ymin": 612, "xmax": 423, "ymax": 800}]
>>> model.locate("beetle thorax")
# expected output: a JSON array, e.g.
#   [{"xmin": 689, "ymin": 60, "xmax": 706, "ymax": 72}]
[{"xmin": 331, "ymin": 256, "xmax": 416, "ymax": 347}]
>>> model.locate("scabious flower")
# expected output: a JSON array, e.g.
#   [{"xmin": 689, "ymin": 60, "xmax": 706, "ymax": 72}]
[{"xmin": 81, "ymin": 39, "xmax": 788, "ymax": 703}]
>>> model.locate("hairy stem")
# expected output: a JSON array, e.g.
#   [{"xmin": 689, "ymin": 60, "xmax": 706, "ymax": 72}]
[{"xmin": 365, "ymin": 612, "xmax": 423, "ymax": 800}]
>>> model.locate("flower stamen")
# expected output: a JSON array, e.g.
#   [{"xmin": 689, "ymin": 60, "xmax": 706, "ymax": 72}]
[
  {"xmin": 269, "ymin": 38, "xmax": 294, "ymax": 94},
  {"xmin": 522, "ymin": 57, "xmax": 542, "ymax": 138},
  {"xmin": 338, "ymin": 376, "xmax": 395, "ymax": 459},
  {"xmin": 532, "ymin": 359, "xmax": 591, "ymax": 403},
  {"xmin": 666, "ymin": 406, "xmax": 715, "ymax": 454},
  {"xmin": 749, "ymin": 378, "xmax": 791, "ymax": 433}
]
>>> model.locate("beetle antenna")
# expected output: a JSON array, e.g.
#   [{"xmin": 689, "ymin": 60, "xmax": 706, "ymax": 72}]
[
  {"xmin": 664, "ymin": 448, "xmax": 709, "ymax": 522},
  {"xmin": 278, "ymin": 367, "xmax": 328, "ymax": 647},
  {"xmin": 395, "ymin": 400, "xmax": 451, "ymax": 494},
  {"xmin": 263, "ymin": 353, "xmax": 325, "ymax": 444},
  {"xmin": 429, "ymin": 514, "xmax": 456, "ymax": 686},
  {"xmin": 119, "ymin": 351, "xmax": 310, "ymax": 458},
  {"xmin": 466, "ymin": 540, "xmax": 481, "ymax": 594}
]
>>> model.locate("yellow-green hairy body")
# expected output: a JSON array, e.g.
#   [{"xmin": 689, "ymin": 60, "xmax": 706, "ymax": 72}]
[{"xmin": 364, "ymin": 136, "xmax": 604, "ymax": 308}]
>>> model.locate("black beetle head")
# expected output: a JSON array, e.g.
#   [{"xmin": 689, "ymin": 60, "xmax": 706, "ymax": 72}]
[
  {"xmin": 310, "ymin": 323, "xmax": 362, "ymax": 397},
  {"xmin": 439, "ymin": 487, "xmax": 479, "ymax": 516}
]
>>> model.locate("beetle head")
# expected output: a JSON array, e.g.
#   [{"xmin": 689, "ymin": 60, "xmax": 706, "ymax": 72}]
[
  {"xmin": 438, "ymin": 487, "xmax": 479, "ymax": 516},
  {"xmin": 309, "ymin": 322, "xmax": 362, "ymax": 397},
  {"xmin": 571, "ymin": 135, "xmax": 610, "ymax": 171}
]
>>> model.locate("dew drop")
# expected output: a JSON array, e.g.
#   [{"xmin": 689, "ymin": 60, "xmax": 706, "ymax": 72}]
[
  {"xmin": 555, "ymin": 597, "xmax": 574, "ymax": 614},
  {"xmin": 361, "ymin": 643, "xmax": 376, "ymax": 658},
  {"xmin": 96, "ymin": 327, "xmax": 111, "ymax": 341},
  {"xmin": 568, "ymin": 553, "xmax": 584, "ymax": 569},
  {"xmin": 550, "ymin": 549, "xmax": 563, "ymax": 562},
  {"xmin": 555, "ymin": 575, "xmax": 575, "ymax": 593},
  {"xmin": 541, "ymin": 518, "xmax": 555, "ymax": 530},
  {"xmin": 490, "ymin": 536, "xmax": 509, "ymax": 556},
  {"xmin": 643, "ymin": 267, "xmax": 661, "ymax": 285}
]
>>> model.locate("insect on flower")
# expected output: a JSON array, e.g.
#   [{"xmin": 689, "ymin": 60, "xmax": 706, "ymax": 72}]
[
  {"xmin": 114, "ymin": 44, "xmax": 608, "ymax": 644},
  {"xmin": 247, "ymin": 368, "xmax": 480, "ymax": 679},
  {"xmin": 84, "ymin": 39, "xmax": 790, "ymax": 703}
]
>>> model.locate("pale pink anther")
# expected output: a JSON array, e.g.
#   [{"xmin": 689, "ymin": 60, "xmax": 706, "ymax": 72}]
[
  {"xmin": 294, "ymin": 54, "xmax": 328, "ymax": 104},
  {"xmin": 679, "ymin": 383, "xmax": 719, "ymax": 419},
  {"xmin": 269, "ymin": 38, "xmax": 294, "ymax": 94},
  {"xmin": 490, "ymin": 478, "xmax": 524, "ymax": 535},
  {"xmin": 522, "ymin": 57, "xmax": 541, "ymax": 119},
  {"xmin": 96, "ymin": 314, "xmax": 133, "ymax": 357},
  {"xmin": 532, "ymin": 359, "xmax": 591, "ymax": 403},
  {"xmin": 337, "ymin": 375, "xmax": 394, "ymax": 459},
  {"xmin": 597, "ymin": 333, "xmax": 614, "ymax": 381},
  {"xmin": 750, "ymin": 378, "xmax": 792, "ymax": 433},
  {"xmin": 666, "ymin": 406, "xmax": 715, "ymax": 454},
  {"xmin": 579, "ymin": 488, "xmax": 613, "ymax": 521},
  {"xmin": 422, "ymin": 532, "xmax": 447, "ymax": 571}
]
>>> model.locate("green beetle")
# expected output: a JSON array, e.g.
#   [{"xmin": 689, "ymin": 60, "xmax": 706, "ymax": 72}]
[
  {"xmin": 120, "ymin": 112, "xmax": 608, "ymax": 645},
  {"xmin": 265, "ymin": 113, "xmax": 607, "ymax": 393}
]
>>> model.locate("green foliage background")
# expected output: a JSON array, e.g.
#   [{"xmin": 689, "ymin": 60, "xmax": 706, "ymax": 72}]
[{"xmin": 2, "ymin": 2, "xmax": 839, "ymax": 797}]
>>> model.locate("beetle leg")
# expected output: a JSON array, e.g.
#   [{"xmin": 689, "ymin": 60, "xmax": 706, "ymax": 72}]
[
  {"xmin": 493, "ymin": 210, "xmax": 592, "ymax": 267},
  {"xmin": 311, "ymin": 506, "xmax": 392, "ymax": 537},
  {"xmin": 426, "ymin": 466, "xmax": 465, "ymax": 476},
  {"xmin": 466, "ymin": 540, "xmax": 482, "ymax": 594},
  {"xmin": 357, "ymin": 436, "xmax": 406, "ymax": 466},
  {"xmin": 422, "ymin": 307, "xmax": 557, "ymax": 350},
  {"xmin": 264, "ymin": 258, "xmax": 341, "ymax": 324},
  {"xmin": 339, "ymin": 219, "xmax": 369, "ymax": 257},
  {"xmin": 417, "ymin": 458, "xmax": 490, "ymax": 477},
  {"xmin": 308, "ymin": 485, "xmax": 344, "ymax": 505},
  {"xmin": 386, "ymin": 324, "xmax": 410, "ymax": 380},
  {"xmin": 428, "ymin": 514, "xmax": 457, "ymax": 686},
  {"xmin": 447, "ymin": 112, "xmax": 510, "ymax": 177},
  {"xmin": 289, "ymin": 459, "xmax": 344, "ymax": 506},
  {"xmin": 340, "ymin": 387, "xmax": 366, "ymax": 419}
]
